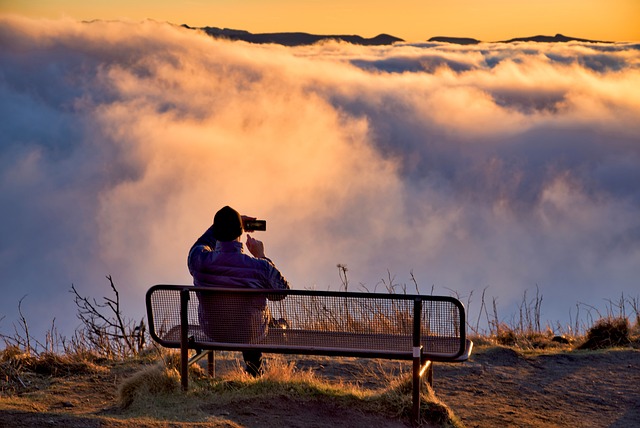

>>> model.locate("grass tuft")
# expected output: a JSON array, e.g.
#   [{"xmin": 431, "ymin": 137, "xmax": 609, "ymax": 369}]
[
  {"xmin": 577, "ymin": 317, "xmax": 632, "ymax": 350},
  {"xmin": 379, "ymin": 376, "xmax": 462, "ymax": 427},
  {"xmin": 491, "ymin": 325, "xmax": 575, "ymax": 350},
  {"xmin": 117, "ymin": 362, "xmax": 181, "ymax": 409}
]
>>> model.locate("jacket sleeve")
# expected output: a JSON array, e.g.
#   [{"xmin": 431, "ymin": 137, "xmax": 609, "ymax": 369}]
[
  {"xmin": 261, "ymin": 258, "xmax": 290, "ymax": 301},
  {"xmin": 187, "ymin": 225, "xmax": 217, "ymax": 275}
]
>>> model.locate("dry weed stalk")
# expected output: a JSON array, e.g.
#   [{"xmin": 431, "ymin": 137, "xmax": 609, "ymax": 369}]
[
  {"xmin": 0, "ymin": 296, "xmax": 58, "ymax": 356},
  {"xmin": 70, "ymin": 275, "xmax": 146, "ymax": 359}
]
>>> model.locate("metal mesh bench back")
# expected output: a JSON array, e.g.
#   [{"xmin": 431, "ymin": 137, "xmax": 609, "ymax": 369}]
[{"xmin": 146, "ymin": 285, "xmax": 467, "ymax": 361}]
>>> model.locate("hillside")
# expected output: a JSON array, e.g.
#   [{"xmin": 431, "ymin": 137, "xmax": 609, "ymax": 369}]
[{"xmin": 1, "ymin": 345, "xmax": 639, "ymax": 427}]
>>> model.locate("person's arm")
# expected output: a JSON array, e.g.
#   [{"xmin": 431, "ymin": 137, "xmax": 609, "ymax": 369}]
[
  {"xmin": 266, "ymin": 263, "xmax": 290, "ymax": 290},
  {"xmin": 187, "ymin": 225, "xmax": 217, "ymax": 274},
  {"xmin": 192, "ymin": 224, "xmax": 217, "ymax": 248},
  {"xmin": 246, "ymin": 234, "xmax": 290, "ymax": 293}
]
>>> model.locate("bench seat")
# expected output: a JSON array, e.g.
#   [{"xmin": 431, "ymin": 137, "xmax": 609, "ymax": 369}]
[{"xmin": 158, "ymin": 324, "xmax": 472, "ymax": 361}]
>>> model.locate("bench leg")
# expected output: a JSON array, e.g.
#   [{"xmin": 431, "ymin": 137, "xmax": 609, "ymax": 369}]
[
  {"xmin": 412, "ymin": 349, "xmax": 421, "ymax": 425},
  {"xmin": 412, "ymin": 299, "xmax": 423, "ymax": 426},
  {"xmin": 180, "ymin": 289, "xmax": 190, "ymax": 391},
  {"xmin": 413, "ymin": 358, "xmax": 433, "ymax": 426},
  {"xmin": 185, "ymin": 349, "xmax": 216, "ymax": 378},
  {"xmin": 180, "ymin": 346, "xmax": 189, "ymax": 391},
  {"xmin": 188, "ymin": 349, "xmax": 211, "ymax": 365}
]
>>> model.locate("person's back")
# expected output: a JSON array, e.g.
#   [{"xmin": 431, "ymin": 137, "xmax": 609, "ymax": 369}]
[
  {"xmin": 187, "ymin": 206, "xmax": 290, "ymax": 374},
  {"xmin": 189, "ymin": 239, "xmax": 288, "ymax": 291}
]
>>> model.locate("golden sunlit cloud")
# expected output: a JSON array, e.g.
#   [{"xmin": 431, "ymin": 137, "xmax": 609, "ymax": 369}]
[
  {"xmin": 1, "ymin": 17, "xmax": 639, "ymax": 335},
  {"xmin": 1, "ymin": 0, "xmax": 639, "ymax": 42}
]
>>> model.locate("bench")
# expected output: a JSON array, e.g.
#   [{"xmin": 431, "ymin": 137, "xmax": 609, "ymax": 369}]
[{"xmin": 146, "ymin": 284, "xmax": 473, "ymax": 424}]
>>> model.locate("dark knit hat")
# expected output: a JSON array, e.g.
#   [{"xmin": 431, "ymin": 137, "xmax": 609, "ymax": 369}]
[{"xmin": 212, "ymin": 206, "xmax": 243, "ymax": 241}]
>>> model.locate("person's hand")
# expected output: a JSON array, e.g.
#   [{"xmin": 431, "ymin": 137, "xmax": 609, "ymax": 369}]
[
  {"xmin": 241, "ymin": 214, "xmax": 256, "ymax": 223},
  {"xmin": 246, "ymin": 234, "xmax": 266, "ymax": 258},
  {"xmin": 241, "ymin": 214, "xmax": 255, "ymax": 231}
]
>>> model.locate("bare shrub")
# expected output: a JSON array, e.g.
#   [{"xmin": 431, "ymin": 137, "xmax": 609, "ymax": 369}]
[
  {"xmin": 577, "ymin": 317, "xmax": 631, "ymax": 350},
  {"xmin": 70, "ymin": 275, "xmax": 146, "ymax": 359},
  {"xmin": 0, "ymin": 297, "xmax": 37, "ymax": 355}
]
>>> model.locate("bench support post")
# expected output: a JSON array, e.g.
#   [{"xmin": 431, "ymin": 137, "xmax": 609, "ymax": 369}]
[
  {"xmin": 180, "ymin": 288, "xmax": 190, "ymax": 391},
  {"xmin": 412, "ymin": 298, "xmax": 423, "ymax": 425},
  {"xmin": 208, "ymin": 350, "xmax": 215, "ymax": 377}
]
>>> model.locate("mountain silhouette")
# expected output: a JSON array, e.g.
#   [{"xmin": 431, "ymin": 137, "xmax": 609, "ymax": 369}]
[
  {"xmin": 184, "ymin": 25, "xmax": 404, "ymax": 46},
  {"xmin": 428, "ymin": 36, "xmax": 481, "ymax": 45},
  {"xmin": 184, "ymin": 25, "xmax": 612, "ymax": 47},
  {"xmin": 429, "ymin": 33, "xmax": 612, "ymax": 45},
  {"xmin": 500, "ymin": 33, "xmax": 611, "ymax": 43}
]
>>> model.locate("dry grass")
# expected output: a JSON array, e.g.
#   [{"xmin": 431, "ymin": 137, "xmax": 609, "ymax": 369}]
[
  {"xmin": 489, "ymin": 325, "xmax": 577, "ymax": 349},
  {"xmin": 1, "ymin": 280, "xmax": 639, "ymax": 427},
  {"xmin": 115, "ymin": 353, "xmax": 462, "ymax": 427},
  {"xmin": 1, "ymin": 345, "xmax": 108, "ymax": 394},
  {"xmin": 577, "ymin": 317, "xmax": 633, "ymax": 350},
  {"xmin": 1, "ymin": 320, "xmax": 638, "ymax": 427},
  {"xmin": 117, "ymin": 363, "xmax": 181, "ymax": 408}
]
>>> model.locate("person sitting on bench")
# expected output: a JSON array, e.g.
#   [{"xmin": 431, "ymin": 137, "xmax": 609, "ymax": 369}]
[{"xmin": 187, "ymin": 205, "xmax": 290, "ymax": 376}]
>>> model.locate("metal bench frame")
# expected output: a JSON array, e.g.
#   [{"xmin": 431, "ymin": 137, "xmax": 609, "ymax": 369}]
[{"xmin": 146, "ymin": 284, "xmax": 473, "ymax": 424}]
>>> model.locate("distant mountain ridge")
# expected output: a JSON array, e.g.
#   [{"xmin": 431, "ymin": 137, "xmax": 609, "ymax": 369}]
[
  {"xmin": 182, "ymin": 25, "xmax": 613, "ymax": 46},
  {"xmin": 428, "ymin": 36, "xmax": 481, "ymax": 45},
  {"xmin": 183, "ymin": 25, "xmax": 403, "ymax": 46},
  {"xmin": 429, "ymin": 33, "xmax": 612, "ymax": 45},
  {"xmin": 500, "ymin": 33, "xmax": 612, "ymax": 43}
]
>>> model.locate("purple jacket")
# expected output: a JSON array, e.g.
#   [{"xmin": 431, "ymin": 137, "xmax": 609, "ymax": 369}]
[{"xmin": 187, "ymin": 225, "xmax": 290, "ymax": 342}]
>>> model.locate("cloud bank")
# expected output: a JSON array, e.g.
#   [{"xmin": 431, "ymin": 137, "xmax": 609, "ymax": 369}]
[{"xmin": 1, "ymin": 16, "xmax": 639, "ymax": 337}]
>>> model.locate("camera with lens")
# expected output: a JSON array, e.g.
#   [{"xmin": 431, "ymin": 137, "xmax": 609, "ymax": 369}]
[{"xmin": 243, "ymin": 219, "xmax": 266, "ymax": 232}]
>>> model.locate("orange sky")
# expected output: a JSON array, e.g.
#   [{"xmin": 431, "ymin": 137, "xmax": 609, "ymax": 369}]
[{"xmin": 2, "ymin": 0, "xmax": 639, "ymax": 42}]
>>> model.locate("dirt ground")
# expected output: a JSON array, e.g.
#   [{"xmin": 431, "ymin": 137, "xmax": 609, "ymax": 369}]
[
  {"xmin": 1, "ymin": 346, "xmax": 639, "ymax": 427},
  {"xmin": 435, "ymin": 346, "xmax": 640, "ymax": 427}
]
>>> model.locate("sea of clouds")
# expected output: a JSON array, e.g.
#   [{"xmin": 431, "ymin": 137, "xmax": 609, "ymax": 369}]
[{"xmin": 1, "ymin": 16, "xmax": 639, "ymax": 341}]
